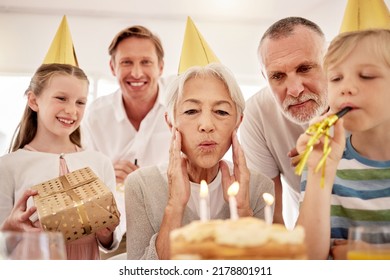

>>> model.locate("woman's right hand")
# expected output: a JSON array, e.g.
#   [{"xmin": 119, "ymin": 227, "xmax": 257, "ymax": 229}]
[
  {"xmin": 156, "ymin": 128, "xmax": 190, "ymax": 259},
  {"xmin": 166, "ymin": 128, "xmax": 190, "ymax": 210},
  {"xmin": 1, "ymin": 189, "xmax": 41, "ymax": 232}
]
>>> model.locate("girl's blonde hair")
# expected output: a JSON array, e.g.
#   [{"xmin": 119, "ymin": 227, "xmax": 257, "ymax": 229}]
[
  {"xmin": 9, "ymin": 63, "xmax": 89, "ymax": 152},
  {"xmin": 324, "ymin": 29, "xmax": 390, "ymax": 71}
]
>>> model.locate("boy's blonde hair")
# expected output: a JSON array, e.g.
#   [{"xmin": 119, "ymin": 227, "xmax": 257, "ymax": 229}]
[{"xmin": 324, "ymin": 29, "xmax": 390, "ymax": 71}]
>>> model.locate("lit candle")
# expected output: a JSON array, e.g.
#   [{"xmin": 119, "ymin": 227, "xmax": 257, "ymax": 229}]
[
  {"xmin": 262, "ymin": 192, "xmax": 274, "ymax": 225},
  {"xmin": 227, "ymin": 182, "xmax": 239, "ymax": 220},
  {"xmin": 199, "ymin": 180, "xmax": 209, "ymax": 221}
]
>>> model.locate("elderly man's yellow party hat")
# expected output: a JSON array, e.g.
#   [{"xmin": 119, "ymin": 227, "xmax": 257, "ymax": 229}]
[
  {"xmin": 178, "ymin": 17, "xmax": 219, "ymax": 74},
  {"xmin": 340, "ymin": 0, "xmax": 390, "ymax": 33},
  {"xmin": 43, "ymin": 15, "xmax": 79, "ymax": 66}
]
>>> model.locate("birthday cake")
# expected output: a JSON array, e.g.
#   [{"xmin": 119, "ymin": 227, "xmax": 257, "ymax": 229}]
[{"xmin": 170, "ymin": 217, "xmax": 307, "ymax": 260}]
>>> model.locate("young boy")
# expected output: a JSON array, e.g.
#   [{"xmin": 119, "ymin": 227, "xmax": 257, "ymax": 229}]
[{"xmin": 296, "ymin": 29, "xmax": 390, "ymax": 259}]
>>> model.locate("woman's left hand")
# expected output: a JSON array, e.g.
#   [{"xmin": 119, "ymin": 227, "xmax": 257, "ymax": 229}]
[{"xmin": 220, "ymin": 130, "xmax": 252, "ymax": 217}]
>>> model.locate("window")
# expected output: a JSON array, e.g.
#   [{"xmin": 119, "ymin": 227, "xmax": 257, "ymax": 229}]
[{"xmin": 0, "ymin": 75, "xmax": 31, "ymax": 154}]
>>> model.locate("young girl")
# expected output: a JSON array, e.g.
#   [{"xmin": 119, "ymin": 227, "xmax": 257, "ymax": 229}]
[
  {"xmin": 296, "ymin": 29, "xmax": 390, "ymax": 260},
  {"xmin": 0, "ymin": 63, "xmax": 121, "ymax": 260}
]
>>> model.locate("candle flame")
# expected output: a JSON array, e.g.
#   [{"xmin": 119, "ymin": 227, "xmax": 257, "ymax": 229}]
[
  {"xmin": 227, "ymin": 182, "xmax": 239, "ymax": 196},
  {"xmin": 200, "ymin": 180, "xmax": 208, "ymax": 198},
  {"xmin": 263, "ymin": 192, "xmax": 274, "ymax": 206}
]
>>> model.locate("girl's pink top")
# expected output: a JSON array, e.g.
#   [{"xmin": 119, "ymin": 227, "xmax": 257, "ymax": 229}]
[{"xmin": 24, "ymin": 145, "xmax": 100, "ymax": 260}]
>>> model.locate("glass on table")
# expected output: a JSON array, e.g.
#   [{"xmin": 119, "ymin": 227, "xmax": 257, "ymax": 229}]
[
  {"xmin": 347, "ymin": 226, "xmax": 390, "ymax": 260},
  {"xmin": 0, "ymin": 231, "xmax": 67, "ymax": 260}
]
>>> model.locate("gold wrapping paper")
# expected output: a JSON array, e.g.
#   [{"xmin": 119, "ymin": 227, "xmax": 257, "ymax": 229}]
[
  {"xmin": 31, "ymin": 167, "xmax": 119, "ymax": 243},
  {"xmin": 294, "ymin": 107, "xmax": 351, "ymax": 188}
]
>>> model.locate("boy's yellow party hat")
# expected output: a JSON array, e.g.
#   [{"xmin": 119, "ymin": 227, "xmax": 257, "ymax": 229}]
[
  {"xmin": 340, "ymin": 0, "xmax": 390, "ymax": 33},
  {"xmin": 178, "ymin": 17, "xmax": 219, "ymax": 74},
  {"xmin": 43, "ymin": 15, "xmax": 79, "ymax": 66}
]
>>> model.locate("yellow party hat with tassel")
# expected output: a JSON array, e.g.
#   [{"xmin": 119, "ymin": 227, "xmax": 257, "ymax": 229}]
[
  {"xmin": 43, "ymin": 15, "xmax": 79, "ymax": 66},
  {"xmin": 178, "ymin": 17, "xmax": 219, "ymax": 74},
  {"xmin": 340, "ymin": 0, "xmax": 390, "ymax": 33}
]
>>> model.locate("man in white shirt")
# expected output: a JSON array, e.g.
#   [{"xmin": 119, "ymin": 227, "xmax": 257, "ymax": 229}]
[
  {"xmin": 82, "ymin": 25, "xmax": 172, "ymax": 258},
  {"xmin": 240, "ymin": 17, "xmax": 329, "ymax": 229}
]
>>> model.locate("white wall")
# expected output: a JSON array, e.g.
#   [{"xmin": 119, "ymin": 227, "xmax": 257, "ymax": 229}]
[
  {"xmin": 0, "ymin": 0, "xmax": 349, "ymax": 86},
  {"xmin": 0, "ymin": 13, "xmax": 266, "ymax": 87},
  {"xmin": 3, "ymin": 0, "xmax": 390, "ymax": 82}
]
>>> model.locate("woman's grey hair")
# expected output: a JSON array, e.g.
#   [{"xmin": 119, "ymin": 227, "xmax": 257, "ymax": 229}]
[{"xmin": 165, "ymin": 63, "xmax": 245, "ymax": 125}]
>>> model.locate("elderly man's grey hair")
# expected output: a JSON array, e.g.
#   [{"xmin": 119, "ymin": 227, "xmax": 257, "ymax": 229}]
[{"xmin": 165, "ymin": 63, "xmax": 245, "ymax": 125}]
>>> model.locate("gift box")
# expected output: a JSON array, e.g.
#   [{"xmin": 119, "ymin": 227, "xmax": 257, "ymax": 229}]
[{"xmin": 31, "ymin": 167, "xmax": 120, "ymax": 243}]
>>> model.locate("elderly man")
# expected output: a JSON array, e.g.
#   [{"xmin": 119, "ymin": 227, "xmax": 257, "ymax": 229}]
[{"xmin": 240, "ymin": 17, "xmax": 329, "ymax": 228}]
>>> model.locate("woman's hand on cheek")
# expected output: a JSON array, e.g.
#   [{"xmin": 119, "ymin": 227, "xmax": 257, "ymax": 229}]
[
  {"xmin": 231, "ymin": 130, "xmax": 250, "ymax": 183},
  {"xmin": 166, "ymin": 128, "xmax": 190, "ymax": 210},
  {"xmin": 220, "ymin": 130, "xmax": 252, "ymax": 217}
]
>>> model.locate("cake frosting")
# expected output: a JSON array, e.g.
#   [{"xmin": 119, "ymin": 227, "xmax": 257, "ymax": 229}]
[{"xmin": 170, "ymin": 217, "xmax": 307, "ymax": 260}]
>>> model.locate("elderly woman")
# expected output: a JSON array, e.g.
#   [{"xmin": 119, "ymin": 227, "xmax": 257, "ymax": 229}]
[{"xmin": 124, "ymin": 63, "xmax": 274, "ymax": 260}]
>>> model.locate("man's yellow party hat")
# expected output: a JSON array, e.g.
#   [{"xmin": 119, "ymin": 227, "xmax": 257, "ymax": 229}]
[
  {"xmin": 340, "ymin": 0, "xmax": 390, "ymax": 33},
  {"xmin": 43, "ymin": 15, "xmax": 79, "ymax": 66},
  {"xmin": 178, "ymin": 17, "xmax": 219, "ymax": 74}
]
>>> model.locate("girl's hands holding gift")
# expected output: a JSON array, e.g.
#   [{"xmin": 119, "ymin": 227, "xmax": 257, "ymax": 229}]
[
  {"xmin": 96, "ymin": 222, "xmax": 119, "ymax": 248},
  {"xmin": 1, "ymin": 189, "xmax": 41, "ymax": 232}
]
